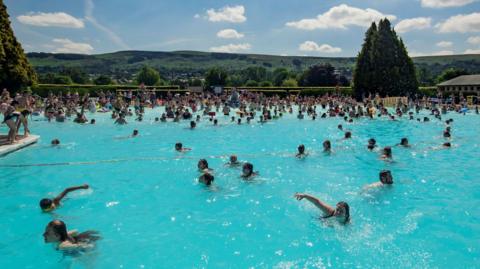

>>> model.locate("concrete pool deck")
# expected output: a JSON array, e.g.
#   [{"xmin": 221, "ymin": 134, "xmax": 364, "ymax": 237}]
[{"xmin": 0, "ymin": 135, "xmax": 39, "ymax": 156}]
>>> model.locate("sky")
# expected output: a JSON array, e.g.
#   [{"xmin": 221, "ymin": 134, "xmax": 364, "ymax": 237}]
[{"xmin": 4, "ymin": 0, "xmax": 480, "ymax": 57}]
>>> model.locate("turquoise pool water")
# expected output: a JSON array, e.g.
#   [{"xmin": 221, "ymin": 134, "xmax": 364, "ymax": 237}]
[{"xmin": 1, "ymin": 108, "xmax": 479, "ymax": 268}]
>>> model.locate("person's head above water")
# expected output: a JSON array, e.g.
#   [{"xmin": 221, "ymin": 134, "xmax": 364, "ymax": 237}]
[
  {"xmin": 39, "ymin": 198, "xmax": 55, "ymax": 211},
  {"xmin": 230, "ymin": 155, "xmax": 238, "ymax": 163},
  {"xmin": 51, "ymin": 139, "xmax": 60, "ymax": 145},
  {"xmin": 43, "ymin": 220, "xmax": 68, "ymax": 243},
  {"xmin": 323, "ymin": 140, "xmax": 331, "ymax": 151},
  {"xmin": 333, "ymin": 202, "xmax": 350, "ymax": 224},
  {"xmin": 199, "ymin": 173, "xmax": 214, "ymax": 186},
  {"xmin": 132, "ymin": 129, "xmax": 139, "ymax": 136},
  {"xmin": 443, "ymin": 142, "xmax": 451, "ymax": 148},
  {"xmin": 383, "ymin": 147, "xmax": 392, "ymax": 158},
  {"xmin": 198, "ymin": 159, "xmax": 209, "ymax": 170},
  {"xmin": 298, "ymin": 144, "xmax": 305, "ymax": 154},
  {"xmin": 175, "ymin": 142, "xmax": 183, "ymax": 151},
  {"xmin": 345, "ymin": 131, "xmax": 352, "ymax": 139},
  {"xmin": 379, "ymin": 170, "xmax": 393, "ymax": 185},
  {"xmin": 400, "ymin": 138, "xmax": 409, "ymax": 146},
  {"xmin": 242, "ymin": 162, "xmax": 254, "ymax": 177},
  {"xmin": 338, "ymin": 124, "xmax": 343, "ymax": 130}
]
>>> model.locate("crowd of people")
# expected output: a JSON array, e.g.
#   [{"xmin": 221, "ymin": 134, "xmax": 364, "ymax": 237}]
[{"xmin": 0, "ymin": 87, "xmax": 476, "ymax": 251}]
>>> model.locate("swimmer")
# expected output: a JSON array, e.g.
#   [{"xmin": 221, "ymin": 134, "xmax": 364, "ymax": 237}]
[
  {"xmin": 443, "ymin": 130, "xmax": 451, "ymax": 138},
  {"xmin": 198, "ymin": 159, "xmax": 212, "ymax": 172},
  {"xmin": 198, "ymin": 172, "xmax": 214, "ymax": 186},
  {"xmin": 294, "ymin": 193, "xmax": 350, "ymax": 224},
  {"xmin": 225, "ymin": 155, "xmax": 241, "ymax": 167},
  {"xmin": 43, "ymin": 220, "xmax": 100, "ymax": 250},
  {"xmin": 190, "ymin": 121, "xmax": 196, "ymax": 129},
  {"xmin": 338, "ymin": 124, "xmax": 343, "ymax": 131},
  {"xmin": 175, "ymin": 142, "xmax": 191, "ymax": 152},
  {"xmin": 381, "ymin": 146, "xmax": 392, "ymax": 159},
  {"xmin": 296, "ymin": 144, "xmax": 307, "ymax": 158},
  {"xmin": 51, "ymin": 139, "xmax": 60, "ymax": 146},
  {"xmin": 323, "ymin": 140, "xmax": 332, "ymax": 153},
  {"xmin": 398, "ymin": 138, "xmax": 410, "ymax": 147},
  {"xmin": 363, "ymin": 170, "xmax": 394, "ymax": 190},
  {"xmin": 132, "ymin": 129, "xmax": 139, "ymax": 137},
  {"xmin": 90, "ymin": 119, "xmax": 95, "ymax": 124},
  {"xmin": 39, "ymin": 184, "xmax": 89, "ymax": 212},
  {"xmin": 344, "ymin": 131, "xmax": 352, "ymax": 139},
  {"xmin": 367, "ymin": 138, "xmax": 376, "ymax": 150},
  {"xmin": 241, "ymin": 162, "xmax": 258, "ymax": 179}
]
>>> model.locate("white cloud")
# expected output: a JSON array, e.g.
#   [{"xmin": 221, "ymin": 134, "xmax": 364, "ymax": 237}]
[
  {"xmin": 217, "ymin": 29, "xmax": 244, "ymax": 39},
  {"xmin": 286, "ymin": 4, "xmax": 396, "ymax": 30},
  {"xmin": 395, "ymin": 17, "xmax": 431, "ymax": 33},
  {"xmin": 206, "ymin": 5, "xmax": 246, "ymax": 23},
  {"xmin": 194, "ymin": 14, "xmax": 200, "ymax": 19},
  {"xmin": 17, "ymin": 12, "xmax": 84, "ymax": 28},
  {"xmin": 464, "ymin": 48, "xmax": 480, "ymax": 54},
  {"xmin": 467, "ymin": 36, "xmax": 480, "ymax": 45},
  {"xmin": 52, "ymin": 38, "xmax": 94, "ymax": 54},
  {"xmin": 436, "ymin": 41, "xmax": 453, "ymax": 48},
  {"xmin": 210, "ymin": 43, "xmax": 251, "ymax": 53},
  {"xmin": 421, "ymin": 0, "xmax": 476, "ymax": 8},
  {"xmin": 436, "ymin": 13, "xmax": 480, "ymax": 33},
  {"xmin": 84, "ymin": 0, "xmax": 129, "ymax": 50},
  {"xmin": 299, "ymin": 41, "xmax": 342, "ymax": 53}
]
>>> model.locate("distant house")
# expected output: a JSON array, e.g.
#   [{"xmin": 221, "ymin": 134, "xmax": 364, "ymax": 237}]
[{"xmin": 437, "ymin": 75, "xmax": 480, "ymax": 95}]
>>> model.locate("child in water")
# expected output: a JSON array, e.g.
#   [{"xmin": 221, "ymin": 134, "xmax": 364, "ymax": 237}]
[
  {"xmin": 39, "ymin": 184, "xmax": 90, "ymax": 212},
  {"xmin": 294, "ymin": 193, "xmax": 350, "ymax": 224},
  {"xmin": 43, "ymin": 220, "xmax": 100, "ymax": 250}
]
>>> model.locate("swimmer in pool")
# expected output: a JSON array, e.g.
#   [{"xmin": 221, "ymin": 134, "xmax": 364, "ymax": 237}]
[
  {"xmin": 51, "ymin": 139, "xmax": 60, "ymax": 146},
  {"xmin": 367, "ymin": 138, "xmax": 376, "ymax": 150},
  {"xmin": 225, "ymin": 155, "xmax": 241, "ymax": 167},
  {"xmin": 294, "ymin": 193, "xmax": 350, "ymax": 224},
  {"xmin": 198, "ymin": 159, "xmax": 212, "ymax": 173},
  {"xmin": 175, "ymin": 142, "xmax": 191, "ymax": 152},
  {"xmin": 323, "ymin": 140, "xmax": 332, "ymax": 153},
  {"xmin": 39, "ymin": 184, "xmax": 89, "ymax": 212},
  {"xmin": 241, "ymin": 162, "xmax": 258, "ymax": 179},
  {"xmin": 344, "ymin": 131, "xmax": 352, "ymax": 139},
  {"xmin": 198, "ymin": 172, "xmax": 214, "ymax": 186},
  {"xmin": 363, "ymin": 170, "xmax": 394, "ymax": 190},
  {"xmin": 398, "ymin": 138, "xmax": 410, "ymax": 147},
  {"xmin": 381, "ymin": 146, "xmax": 392, "ymax": 160},
  {"xmin": 43, "ymin": 220, "xmax": 100, "ymax": 250},
  {"xmin": 296, "ymin": 144, "xmax": 307, "ymax": 158},
  {"xmin": 190, "ymin": 121, "xmax": 196, "ymax": 129},
  {"xmin": 131, "ymin": 129, "xmax": 139, "ymax": 137}
]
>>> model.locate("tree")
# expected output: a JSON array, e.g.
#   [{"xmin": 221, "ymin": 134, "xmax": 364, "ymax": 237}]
[
  {"xmin": 204, "ymin": 67, "xmax": 228, "ymax": 88},
  {"xmin": 136, "ymin": 65, "xmax": 160, "ymax": 85},
  {"xmin": 272, "ymin": 68, "xmax": 289, "ymax": 86},
  {"xmin": 61, "ymin": 67, "xmax": 89, "ymax": 84},
  {"xmin": 353, "ymin": 19, "xmax": 418, "ymax": 99},
  {"xmin": 245, "ymin": 80, "xmax": 258, "ymax": 87},
  {"xmin": 299, "ymin": 64, "xmax": 337, "ymax": 86},
  {"xmin": 282, "ymin": 78, "xmax": 298, "ymax": 87},
  {"xmin": 94, "ymin": 75, "xmax": 113, "ymax": 85},
  {"xmin": 259, "ymin": 81, "xmax": 273, "ymax": 87},
  {"xmin": 0, "ymin": 0, "xmax": 37, "ymax": 91},
  {"xmin": 53, "ymin": 75, "xmax": 73, "ymax": 85},
  {"xmin": 436, "ymin": 68, "xmax": 469, "ymax": 84}
]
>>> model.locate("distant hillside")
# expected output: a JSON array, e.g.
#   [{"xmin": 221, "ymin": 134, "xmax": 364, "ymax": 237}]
[{"xmin": 26, "ymin": 50, "xmax": 480, "ymax": 82}]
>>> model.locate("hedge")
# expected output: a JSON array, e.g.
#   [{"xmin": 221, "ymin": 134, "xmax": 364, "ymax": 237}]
[{"xmin": 30, "ymin": 84, "xmax": 180, "ymax": 97}]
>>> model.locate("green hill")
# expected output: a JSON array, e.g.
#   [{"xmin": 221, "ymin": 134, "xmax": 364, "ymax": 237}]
[{"xmin": 26, "ymin": 50, "xmax": 480, "ymax": 82}]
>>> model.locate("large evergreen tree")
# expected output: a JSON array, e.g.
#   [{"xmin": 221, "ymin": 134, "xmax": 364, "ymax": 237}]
[
  {"xmin": 353, "ymin": 19, "xmax": 418, "ymax": 99},
  {"xmin": 0, "ymin": 0, "xmax": 37, "ymax": 91}
]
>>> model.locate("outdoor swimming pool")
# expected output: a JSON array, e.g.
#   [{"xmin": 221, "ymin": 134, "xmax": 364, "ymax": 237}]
[{"xmin": 0, "ymin": 108, "xmax": 479, "ymax": 268}]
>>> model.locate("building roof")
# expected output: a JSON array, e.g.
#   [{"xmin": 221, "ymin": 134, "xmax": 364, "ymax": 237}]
[{"xmin": 438, "ymin": 75, "xmax": 480, "ymax": 86}]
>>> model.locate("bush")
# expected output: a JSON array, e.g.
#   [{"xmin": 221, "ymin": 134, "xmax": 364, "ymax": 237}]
[
  {"xmin": 31, "ymin": 84, "xmax": 181, "ymax": 97},
  {"xmin": 259, "ymin": 81, "xmax": 273, "ymax": 87}
]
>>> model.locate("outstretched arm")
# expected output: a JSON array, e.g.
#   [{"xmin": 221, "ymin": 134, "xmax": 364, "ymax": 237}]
[
  {"xmin": 294, "ymin": 193, "xmax": 334, "ymax": 215},
  {"xmin": 53, "ymin": 184, "xmax": 89, "ymax": 205}
]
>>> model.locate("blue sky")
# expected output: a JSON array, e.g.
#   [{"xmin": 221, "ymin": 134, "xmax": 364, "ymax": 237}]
[{"xmin": 5, "ymin": 0, "xmax": 480, "ymax": 56}]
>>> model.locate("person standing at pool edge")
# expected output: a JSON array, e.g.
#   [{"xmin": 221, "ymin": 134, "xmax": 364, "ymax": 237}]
[
  {"xmin": 39, "ymin": 184, "xmax": 90, "ymax": 212},
  {"xmin": 294, "ymin": 193, "xmax": 350, "ymax": 224}
]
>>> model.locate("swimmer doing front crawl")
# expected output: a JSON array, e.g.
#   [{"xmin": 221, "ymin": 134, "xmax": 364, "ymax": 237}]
[
  {"xmin": 39, "ymin": 184, "xmax": 89, "ymax": 212},
  {"xmin": 294, "ymin": 193, "xmax": 350, "ymax": 224}
]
